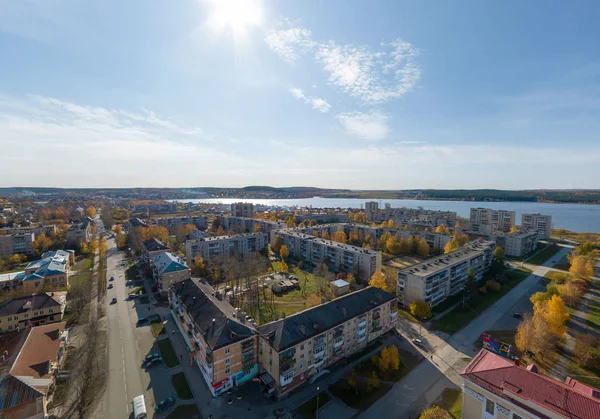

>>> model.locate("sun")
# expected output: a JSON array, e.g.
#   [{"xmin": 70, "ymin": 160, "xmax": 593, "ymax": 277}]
[{"xmin": 206, "ymin": 0, "xmax": 264, "ymax": 41}]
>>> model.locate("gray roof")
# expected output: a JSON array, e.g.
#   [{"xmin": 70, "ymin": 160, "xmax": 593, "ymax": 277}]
[
  {"xmin": 0, "ymin": 293, "xmax": 62, "ymax": 317},
  {"xmin": 257, "ymin": 286, "xmax": 396, "ymax": 352},
  {"xmin": 143, "ymin": 238, "xmax": 169, "ymax": 252},
  {"xmin": 171, "ymin": 279, "xmax": 254, "ymax": 350}
]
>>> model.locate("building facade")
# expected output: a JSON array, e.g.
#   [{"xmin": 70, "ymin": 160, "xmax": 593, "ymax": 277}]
[
  {"xmin": 0, "ymin": 292, "xmax": 66, "ymax": 334},
  {"xmin": 470, "ymin": 208, "xmax": 516, "ymax": 235},
  {"xmin": 66, "ymin": 217, "xmax": 93, "ymax": 245},
  {"xmin": 141, "ymin": 238, "xmax": 170, "ymax": 265},
  {"xmin": 461, "ymin": 349, "xmax": 600, "ymax": 419},
  {"xmin": 271, "ymin": 230, "xmax": 382, "ymax": 282},
  {"xmin": 257, "ymin": 287, "xmax": 397, "ymax": 397},
  {"xmin": 185, "ymin": 233, "xmax": 268, "ymax": 265},
  {"xmin": 152, "ymin": 252, "xmax": 191, "ymax": 293},
  {"xmin": 215, "ymin": 216, "xmax": 284, "ymax": 238},
  {"xmin": 231, "ymin": 202, "xmax": 255, "ymax": 218},
  {"xmin": 0, "ymin": 232, "xmax": 35, "ymax": 257},
  {"xmin": 397, "ymin": 240, "xmax": 496, "ymax": 307},
  {"xmin": 148, "ymin": 215, "xmax": 207, "ymax": 232},
  {"xmin": 492, "ymin": 230, "xmax": 538, "ymax": 257},
  {"xmin": 521, "ymin": 213, "xmax": 552, "ymax": 240},
  {"xmin": 169, "ymin": 279, "xmax": 258, "ymax": 397},
  {"xmin": 21, "ymin": 250, "xmax": 74, "ymax": 292}
]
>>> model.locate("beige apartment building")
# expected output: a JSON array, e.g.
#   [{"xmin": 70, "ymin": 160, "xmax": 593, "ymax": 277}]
[
  {"xmin": 492, "ymin": 229, "xmax": 538, "ymax": 257},
  {"xmin": 141, "ymin": 238, "xmax": 170, "ymax": 265},
  {"xmin": 20, "ymin": 250, "xmax": 74, "ymax": 293},
  {"xmin": 185, "ymin": 232, "xmax": 268, "ymax": 265},
  {"xmin": 231, "ymin": 202, "xmax": 255, "ymax": 218},
  {"xmin": 271, "ymin": 229, "xmax": 382, "ymax": 282},
  {"xmin": 152, "ymin": 252, "xmax": 190, "ymax": 293},
  {"xmin": 461, "ymin": 349, "xmax": 600, "ymax": 419},
  {"xmin": 397, "ymin": 240, "xmax": 496, "ymax": 307},
  {"xmin": 0, "ymin": 292, "xmax": 66, "ymax": 334},
  {"xmin": 257, "ymin": 287, "xmax": 397, "ymax": 397},
  {"xmin": 215, "ymin": 216, "xmax": 284, "ymax": 237},
  {"xmin": 521, "ymin": 213, "xmax": 552, "ymax": 239},
  {"xmin": 470, "ymin": 208, "xmax": 516, "ymax": 235},
  {"xmin": 148, "ymin": 215, "xmax": 207, "ymax": 232},
  {"xmin": 169, "ymin": 278, "xmax": 258, "ymax": 397},
  {"xmin": 0, "ymin": 232, "xmax": 35, "ymax": 257}
]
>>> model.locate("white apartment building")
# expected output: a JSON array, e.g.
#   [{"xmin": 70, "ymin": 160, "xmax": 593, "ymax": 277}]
[
  {"xmin": 364, "ymin": 201, "xmax": 379, "ymax": 219},
  {"xmin": 397, "ymin": 240, "xmax": 496, "ymax": 307},
  {"xmin": 149, "ymin": 215, "xmax": 207, "ymax": 232},
  {"xmin": 231, "ymin": 202, "xmax": 254, "ymax": 218},
  {"xmin": 492, "ymin": 229, "xmax": 538, "ymax": 257},
  {"xmin": 257, "ymin": 287, "xmax": 397, "ymax": 397},
  {"xmin": 271, "ymin": 230, "xmax": 382, "ymax": 282},
  {"xmin": 185, "ymin": 232, "xmax": 268, "ymax": 265},
  {"xmin": 521, "ymin": 213, "xmax": 552, "ymax": 239},
  {"xmin": 216, "ymin": 216, "xmax": 284, "ymax": 238},
  {"xmin": 0, "ymin": 232, "xmax": 35, "ymax": 257},
  {"xmin": 470, "ymin": 208, "xmax": 516, "ymax": 235}
]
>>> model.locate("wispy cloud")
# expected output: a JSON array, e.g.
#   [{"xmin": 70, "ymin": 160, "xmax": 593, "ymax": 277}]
[
  {"xmin": 336, "ymin": 111, "xmax": 389, "ymax": 140},
  {"xmin": 264, "ymin": 27, "xmax": 315, "ymax": 64},
  {"xmin": 288, "ymin": 87, "xmax": 331, "ymax": 113}
]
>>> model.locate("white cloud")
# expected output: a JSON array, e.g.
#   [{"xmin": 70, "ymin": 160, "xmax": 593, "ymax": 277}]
[
  {"xmin": 264, "ymin": 27, "xmax": 315, "ymax": 64},
  {"xmin": 288, "ymin": 87, "xmax": 331, "ymax": 113},
  {"xmin": 336, "ymin": 111, "xmax": 389, "ymax": 140}
]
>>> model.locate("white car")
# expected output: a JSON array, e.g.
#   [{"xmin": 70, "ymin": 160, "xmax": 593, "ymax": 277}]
[{"xmin": 412, "ymin": 338, "xmax": 423, "ymax": 347}]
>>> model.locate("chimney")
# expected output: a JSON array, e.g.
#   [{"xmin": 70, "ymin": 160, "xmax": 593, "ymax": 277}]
[
  {"xmin": 514, "ymin": 357, "xmax": 520, "ymax": 366},
  {"xmin": 526, "ymin": 363, "xmax": 538, "ymax": 373}
]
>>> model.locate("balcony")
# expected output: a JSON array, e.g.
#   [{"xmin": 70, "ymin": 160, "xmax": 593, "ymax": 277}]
[
  {"xmin": 313, "ymin": 345, "xmax": 326, "ymax": 358},
  {"xmin": 390, "ymin": 311, "xmax": 398, "ymax": 320},
  {"xmin": 280, "ymin": 369, "xmax": 296, "ymax": 386},
  {"xmin": 357, "ymin": 335, "xmax": 366, "ymax": 343},
  {"xmin": 280, "ymin": 357, "xmax": 295, "ymax": 373},
  {"xmin": 333, "ymin": 337, "xmax": 344, "ymax": 349},
  {"xmin": 313, "ymin": 358, "xmax": 326, "ymax": 369}
]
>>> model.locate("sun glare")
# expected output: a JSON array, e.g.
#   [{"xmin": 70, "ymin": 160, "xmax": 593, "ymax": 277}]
[{"xmin": 207, "ymin": 0, "xmax": 264, "ymax": 41}]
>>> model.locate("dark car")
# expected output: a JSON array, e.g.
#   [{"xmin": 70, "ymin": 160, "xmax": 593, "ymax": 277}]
[
  {"xmin": 154, "ymin": 397, "xmax": 175, "ymax": 412},
  {"xmin": 513, "ymin": 313, "xmax": 523, "ymax": 319},
  {"xmin": 111, "ymin": 297, "xmax": 117, "ymax": 304},
  {"xmin": 144, "ymin": 353, "xmax": 161, "ymax": 363},
  {"xmin": 137, "ymin": 317, "xmax": 148, "ymax": 324},
  {"xmin": 146, "ymin": 356, "xmax": 163, "ymax": 367},
  {"xmin": 108, "ymin": 284, "xmax": 113, "ymax": 289},
  {"xmin": 109, "ymin": 276, "xmax": 114, "ymax": 281}
]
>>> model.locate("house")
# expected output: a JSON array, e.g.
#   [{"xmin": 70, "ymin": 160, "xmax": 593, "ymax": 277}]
[
  {"xmin": 0, "ymin": 292, "xmax": 66, "ymax": 334},
  {"xmin": 152, "ymin": 252, "xmax": 190, "ymax": 293},
  {"xmin": 257, "ymin": 287, "xmax": 397, "ymax": 398},
  {"xmin": 141, "ymin": 238, "xmax": 169, "ymax": 265},
  {"xmin": 461, "ymin": 349, "xmax": 600, "ymax": 419},
  {"xmin": 330, "ymin": 279, "xmax": 350, "ymax": 297},
  {"xmin": 21, "ymin": 250, "xmax": 74, "ymax": 293},
  {"xmin": 0, "ymin": 322, "xmax": 68, "ymax": 419},
  {"xmin": 169, "ymin": 279, "xmax": 258, "ymax": 397}
]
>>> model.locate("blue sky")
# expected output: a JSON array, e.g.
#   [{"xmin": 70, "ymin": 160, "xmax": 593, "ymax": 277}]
[{"xmin": 1, "ymin": 0, "xmax": 599, "ymax": 189}]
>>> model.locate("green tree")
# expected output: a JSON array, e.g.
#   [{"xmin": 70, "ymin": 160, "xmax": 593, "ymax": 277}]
[
  {"xmin": 409, "ymin": 300, "xmax": 432, "ymax": 319},
  {"xmin": 419, "ymin": 406, "xmax": 449, "ymax": 419},
  {"xmin": 493, "ymin": 246, "xmax": 505, "ymax": 262}
]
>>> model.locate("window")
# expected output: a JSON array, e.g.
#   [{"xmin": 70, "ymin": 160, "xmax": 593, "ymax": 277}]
[
  {"xmin": 512, "ymin": 415, "xmax": 522, "ymax": 419},
  {"xmin": 225, "ymin": 348, "xmax": 230, "ymax": 355},
  {"xmin": 300, "ymin": 354, "xmax": 304, "ymax": 359},
  {"xmin": 282, "ymin": 370, "xmax": 295, "ymax": 381},
  {"xmin": 225, "ymin": 368, "xmax": 230, "ymax": 374},
  {"xmin": 300, "ymin": 344, "xmax": 304, "ymax": 350},
  {"xmin": 225, "ymin": 358, "xmax": 230, "ymax": 366},
  {"xmin": 49, "ymin": 309, "xmax": 53, "ymax": 313},
  {"xmin": 7, "ymin": 317, "xmax": 11, "ymax": 321},
  {"xmin": 24, "ymin": 314, "xmax": 28, "ymax": 319},
  {"xmin": 485, "ymin": 400, "xmax": 495, "ymax": 415},
  {"xmin": 8, "ymin": 326, "xmax": 12, "ymax": 330},
  {"xmin": 300, "ymin": 364, "xmax": 304, "ymax": 371}
]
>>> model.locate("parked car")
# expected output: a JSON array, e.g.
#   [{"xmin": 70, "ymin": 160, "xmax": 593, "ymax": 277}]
[
  {"xmin": 412, "ymin": 338, "xmax": 423, "ymax": 347},
  {"xmin": 513, "ymin": 313, "xmax": 523, "ymax": 319},
  {"xmin": 154, "ymin": 397, "xmax": 175, "ymax": 412},
  {"xmin": 144, "ymin": 353, "xmax": 161, "ymax": 362},
  {"xmin": 129, "ymin": 293, "xmax": 138, "ymax": 299},
  {"xmin": 109, "ymin": 276, "xmax": 114, "ymax": 281},
  {"xmin": 108, "ymin": 284, "xmax": 113, "ymax": 289},
  {"xmin": 146, "ymin": 356, "xmax": 163, "ymax": 367},
  {"xmin": 111, "ymin": 297, "xmax": 117, "ymax": 304},
  {"xmin": 137, "ymin": 317, "xmax": 148, "ymax": 324}
]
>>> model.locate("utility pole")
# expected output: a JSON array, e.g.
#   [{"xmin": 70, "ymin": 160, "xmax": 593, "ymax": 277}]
[{"xmin": 316, "ymin": 386, "xmax": 320, "ymax": 419}]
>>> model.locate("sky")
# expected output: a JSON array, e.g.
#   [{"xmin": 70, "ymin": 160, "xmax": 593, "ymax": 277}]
[{"xmin": 1, "ymin": 0, "xmax": 600, "ymax": 190}]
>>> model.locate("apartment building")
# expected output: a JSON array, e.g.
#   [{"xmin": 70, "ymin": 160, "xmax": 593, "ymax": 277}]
[
  {"xmin": 492, "ymin": 230, "xmax": 538, "ymax": 258},
  {"xmin": 0, "ymin": 224, "xmax": 57, "ymax": 237},
  {"xmin": 257, "ymin": 287, "xmax": 397, "ymax": 397},
  {"xmin": 185, "ymin": 232, "xmax": 268, "ymax": 265},
  {"xmin": 521, "ymin": 213, "xmax": 552, "ymax": 239},
  {"xmin": 364, "ymin": 203, "xmax": 457, "ymax": 227},
  {"xmin": 152, "ymin": 252, "xmax": 190, "ymax": 293},
  {"xmin": 364, "ymin": 201, "xmax": 379, "ymax": 219},
  {"xmin": 141, "ymin": 238, "xmax": 170, "ymax": 265},
  {"xmin": 461, "ymin": 349, "xmax": 600, "ymax": 419},
  {"xmin": 271, "ymin": 230, "xmax": 382, "ymax": 282},
  {"xmin": 189, "ymin": 229, "xmax": 211, "ymax": 240},
  {"xmin": 231, "ymin": 202, "xmax": 254, "ymax": 218},
  {"xmin": 132, "ymin": 202, "xmax": 177, "ymax": 214},
  {"xmin": 0, "ymin": 272, "xmax": 26, "ymax": 290},
  {"xmin": 0, "ymin": 322, "xmax": 68, "ymax": 419},
  {"xmin": 149, "ymin": 215, "xmax": 207, "ymax": 232},
  {"xmin": 470, "ymin": 208, "xmax": 516, "ymax": 235},
  {"xmin": 215, "ymin": 216, "xmax": 284, "ymax": 237},
  {"xmin": 397, "ymin": 240, "xmax": 495, "ymax": 307},
  {"xmin": 20, "ymin": 250, "xmax": 74, "ymax": 292},
  {"xmin": 295, "ymin": 212, "xmax": 349, "ymax": 224},
  {"xmin": 0, "ymin": 232, "xmax": 35, "ymax": 257},
  {"xmin": 66, "ymin": 217, "xmax": 93, "ymax": 245},
  {"xmin": 0, "ymin": 292, "xmax": 66, "ymax": 334},
  {"xmin": 169, "ymin": 278, "xmax": 258, "ymax": 397}
]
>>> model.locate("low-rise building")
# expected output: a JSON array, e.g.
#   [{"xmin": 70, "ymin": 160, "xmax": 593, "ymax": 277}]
[
  {"xmin": 141, "ymin": 238, "xmax": 170, "ymax": 265},
  {"xmin": 330, "ymin": 279, "xmax": 350, "ymax": 297},
  {"xmin": 0, "ymin": 224, "xmax": 57, "ymax": 237},
  {"xmin": 169, "ymin": 278, "xmax": 258, "ymax": 397},
  {"xmin": 257, "ymin": 287, "xmax": 397, "ymax": 398},
  {"xmin": 492, "ymin": 229, "xmax": 538, "ymax": 257},
  {"xmin": 66, "ymin": 217, "xmax": 93, "ymax": 245},
  {"xmin": 521, "ymin": 213, "xmax": 552, "ymax": 240},
  {"xmin": 295, "ymin": 213, "xmax": 349, "ymax": 224},
  {"xmin": 0, "ymin": 322, "xmax": 68, "ymax": 419},
  {"xmin": 461, "ymin": 349, "xmax": 600, "ymax": 419},
  {"xmin": 152, "ymin": 252, "xmax": 190, "ymax": 293},
  {"xmin": 21, "ymin": 250, "xmax": 74, "ymax": 292},
  {"xmin": 0, "ymin": 292, "xmax": 66, "ymax": 334},
  {"xmin": 149, "ymin": 215, "xmax": 207, "ymax": 232},
  {"xmin": 231, "ymin": 202, "xmax": 254, "ymax": 218},
  {"xmin": 397, "ymin": 240, "xmax": 496, "ymax": 308},
  {"xmin": 0, "ymin": 271, "xmax": 26, "ymax": 290},
  {"xmin": 128, "ymin": 217, "xmax": 148, "ymax": 228},
  {"xmin": 271, "ymin": 230, "xmax": 381, "ymax": 283},
  {"xmin": 185, "ymin": 233, "xmax": 268, "ymax": 265}
]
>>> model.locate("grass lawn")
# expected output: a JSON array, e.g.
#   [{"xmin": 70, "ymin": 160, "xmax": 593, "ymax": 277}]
[
  {"xmin": 356, "ymin": 344, "xmax": 421, "ymax": 382},
  {"xmin": 150, "ymin": 318, "xmax": 166, "ymax": 337},
  {"xmin": 439, "ymin": 388, "xmax": 463, "ymax": 419},
  {"xmin": 330, "ymin": 379, "xmax": 392, "ymax": 411},
  {"xmin": 293, "ymin": 391, "xmax": 332, "ymax": 419},
  {"xmin": 139, "ymin": 295, "xmax": 150, "ymax": 304},
  {"xmin": 384, "ymin": 254, "xmax": 425, "ymax": 270},
  {"xmin": 525, "ymin": 244, "xmax": 562, "ymax": 265},
  {"xmin": 69, "ymin": 256, "xmax": 94, "ymax": 286},
  {"xmin": 397, "ymin": 309, "xmax": 419, "ymax": 323},
  {"xmin": 551, "ymin": 229, "xmax": 600, "ymax": 245},
  {"xmin": 165, "ymin": 404, "xmax": 201, "ymax": 419},
  {"xmin": 157, "ymin": 338, "xmax": 180, "ymax": 368},
  {"xmin": 171, "ymin": 372, "xmax": 194, "ymax": 399},
  {"xmin": 543, "ymin": 270, "xmax": 571, "ymax": 284},
  {"xmin": 431, "ymin": 268, "xmax": 531, "ymax": 334}
]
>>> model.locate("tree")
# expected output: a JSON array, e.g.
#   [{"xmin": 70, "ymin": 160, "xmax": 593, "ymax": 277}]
[
  {"xmin": 434, "ymin": 224, "xmax": 450, "ymax": 234},
  {"xmin": 409, "ymin": 300, "xmax": 432, "ymax": 319},
  {"xmin": 569, "ymin": 256, "xmax": 594, "ymax": 278},
  {"xmin": 365, "ymin": 371, "xmax": 380, "ymax": 392},
  {"xmin": 386, "ymin": 236, "xmax": 402, "ymax": 255},
  {"xmin": 467, "ymin": 267, "xmax": 476, "ymax": 290},
  {"xmin": 193, "ymin": 255, "xmax": 206, "ymax": 275},
  {"xmin": 545, "ymin": 295, "xmax": 569, "ymax": 338},
  {"xmin": 573, "ymin": 334, "xmax": 599, "ymax": 369},
  {"xmin": 114, "ymin": 224, "xmax": 123, "ymax": 235},
  {"xmin": 486, "ymin": 280, "xmax": 501, "ymax": 292},
  {"xmin": 280, "ymin": 245, "xmax": 289, "ymax": 261},
  {"xmin": 493, "ymin": 246, "xmax": 505, "ymax": 262},
  {"xmin": 321, "ymin": 230, "xmax": 330, "ymax": 240},
  {"xmin": 33, "ymin": 233, "xmax": 52, "ymax": 255},
  {"xmin": 369, "ymin": 271, "xmax": 391, "ymax": 292},
  {"xmin": 407, "ymin": 235, "xmax": 417, "ymax": 254},
  {"xmin": 116, "ymin": 232, "xmax": 127, "ymax": 249},
  {"xmin": 216, "ymin": 225, "xmax": 226, "ymax": 236},
  {"xmin": 444, "ymin": 238, "xmax": 460, "ymax": 254},
  {"xmin": 253, "ymin": 222, "xmax": 261, "ymax": 232},
  {"xmin": 345, "ymin": 273, "xmax": 356, "ymax": 288},
  {"xmin": 417, "ymin": 237, "xmax": 430, "ymax": 258},
  {"xmin": 272, "ymin": 235, "xmax": 282, "ymax": 254},
  {"xmin": 185, "ymin": 224, "xmax": 198, "ymax": 234},
  {"xmin": 85, "ymin": 206, "xmax": 96, "ymax": 218},
  {"xmin": 378, "ymin": 232, "xmax": 392, "ymax": 252},
  {"xmin": 515, "ymin": 314, "xmax": 535, "ymax": 352},
  {"xmin": 378, "ymin": 345, "xmax": 400, "ymax": 372},
  {"xmin": 419, "ymin": 406, "xmax": 449, "ymax": 419},
  {"xmin": 399, "ymin": 236, "xmax": 411, "ymax": 254},
  {"xmin": 332, "ymin": 231, "xmax": 348, "ymax": 244},
  {"xmin": 509, "ymin": 225, "xmax": 519, "ymax": 233},
  {"xmin": 279, "ymin": 260, "xmax": 289, "ymax": 273}
]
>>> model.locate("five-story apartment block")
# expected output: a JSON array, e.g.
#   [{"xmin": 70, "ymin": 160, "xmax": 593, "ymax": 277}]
[
  {"xmin": 185, "ymin": 232, "xmax": 268, "ymax": 265},
  {"xmin": 521, "ymin": 213, "xmax": 552, "ymax": 239},
  {"xmin": 149, "ymin": 215, "xmax": 207, "ymax": 232}
]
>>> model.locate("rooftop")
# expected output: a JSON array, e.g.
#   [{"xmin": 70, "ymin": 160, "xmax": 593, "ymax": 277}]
[
  {"xmin": 187, "ymin": 232, "xmax": 267, "ymax": 243},
  {"xmin": 462, "ymin": 349, "xmax": 600, "ymax": 419},
  {"xmin": 0, "ymin": 293, "xmax": 64, "ymax": 317},
  {"xmin": 278, "ymin": 229, "xmax": 379, "ymax": 255},
  {"xmin": 401, "ymin": 239, "xmax": 495, "ymax": 277},
  {"xmin": 152, "ymin": 252, "xmax": 189, "ymax": 274},
  {"xmin": 257, "ymin": 286, "xmax": 395, "ymax": 352},
  {"xmin": 331, "ymin": 279, "xmax": 349, "ymax": 288},
  {"xmin": 143, "ymin": 238, "xmax": 169, "ymax": 252}
]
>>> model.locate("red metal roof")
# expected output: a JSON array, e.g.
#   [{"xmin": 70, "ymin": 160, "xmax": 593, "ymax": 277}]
[{"xmin": 461, "ymin": 350, "xmax": 600, "ymax": 419}]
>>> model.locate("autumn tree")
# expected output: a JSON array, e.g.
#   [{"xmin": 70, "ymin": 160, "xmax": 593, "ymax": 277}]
[
  {"xmin": 409, "ymin": 300, "xmax": 432, "ymax": 319},
  {"xmin": 515, "ymin": 314, "xmax": 535, "ymax": 352},
  {"xmin": 280, "ymin": 245, "xmax": 289, "ymax": 261},
  {"xmin": 185, "ymin": 224, "xmax": 197, "ymax": 234},
  {"xmin": 321, "ymin": 230, "xmax": 330, "ymax": 240},
  {"xmin": 215, "ymin": 225, "xmax": 226, "ymax": 236},
  {"xmin": 573, "ymin": 334, "xmax": 599, "ymax": 369},
  {"xmin": 253, "ymin": 222, "xmax": 261, "ymax": 232},
  {"xmin": 444, "ymin": 238, "xmax": 460, "ymax": 254},
  {"xmin": 493, "ymin": 246, "xmax": 505, "ymax": 262},
  {"xmin": 544, "ymin": 295, "xmax": 569, "ymax": 338},
  {"xmin": 417, "ymin": 237, "xmax": 430, "ymax": 258},
  {"xmin": 369, "ymin": 271, "xmax": 392, "ymax": 292},
  {"xmin": 434, "ymin": 224, "xmax": 450, "ymax": 234},
  {"xmin": 114, "ymin": 224, "xmax": 123, "ymax": 235},
  {"xmin": 193, "ymin": 255, "xmax": 206, "ymax": 275},
  {"xmin": 378, "ymin": 345, "xmax": 400, "ymax": 372},
  {"xmin": 33, "ymin": 233, "xmax": 52, "ymax": 255},
  {"xmin": 419, "ymin": 406, "xmax": 449, "ymax": 419},
  {"xmin": 486, "ymin": 280, "xmax": 501, "ymax": 292},
  {"xmin": 271, "ymin": 235, "xmax": 282, "ymax": 254},
  {"xmin": 141, "ymin": 226, "xmax": 170, "ymax": 243},
  {"xmin": 345, "ymin": 273, "xmax": 356, "ymax": 288},
  {"xmin": 279, "ymin": 259, "xmax": 289, "ymax": 272},
  {"xmin": 569, "ymin": 256, "xmax": 594, "ymax": 278},
  {"xmin": 386, "ymin": 235, "xmax": 402, "ymax": 255},
  {"xmin": 399, "ymin": 236, "xmax": 410, "ymax": 254},
  {"xmin": 365, "ymin": 371, "xmax": 380, "ymax": 392},
  {"xmin": 85, "ymin": 206, "xmax": 96, "ymax": 218},
  {"xmin": 332, "ymin": 230, "xmax": 348, "ymax": 244},
  {"xmin": 509, "ymin": 225, "xmax": 519, "ymax": 233},
  {"xmin": 378, "ymin": 232, "xmax": 392, "ymax": 252}
]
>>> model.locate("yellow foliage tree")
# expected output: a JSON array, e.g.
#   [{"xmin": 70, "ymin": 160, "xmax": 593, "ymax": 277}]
[
  {"xmin": 332, "ymin": 231, "xmax": 348, "ymax": 244},
  {"xmin": 253, "ymin": 222, "xmax": 261, "ymax": 232},
  {"xmin": 280, "ymin": 245, "xmax": 289, "ymax": 261},
  {"xmin": 114, "ymin": 224, "xmax": 123, "ymax": 235},
  {"xmin": 386, "ymin": 236, "xmax": 401, "ymax": 255},
  {"xmin": 378, "ymin": 345, "xmax": 400, "ymax": 372},
  {"xmin": 544, "ymin": 295, "xmax": 569, "ymax": 338},
  {"xmin": 321, "ymin": 230, "xmax": 330, "ymax": 240},
  {"xmin": 434, "ymin": 224, "xmax": 450, "ymax": 234},
  {"xmin": 369, "ymin": 271, "xmax": 391, "ymax": 292},
  {"xmin": 417, "ymin": 237, "xmax": 430, "ymax": 258},
  {"xmin": 33, "ymin": 233, "xmax": 52, "ymax": 255},
  {"xmin": 185, "ymin": 224, "xmax": 197, "ymax": 234},
  {"xmin": 85, "ymin": 206, "xmax": 96, "ymax": 218},
  {"xmin": 509, "ymin": 225, "xmax": 519, "ymax": 233},
  {"xmin": 193, "ymin": 255, "xmax": 205, "ymax": 275},
  {"xmin": 272, "ymin": 235, "xmax": 282, "ymax": 254},
  {"xmin": 515, "ymin": 314, "xmax": 535, "ymax": 352},
  {"xmin": 444, "ymin": 238, "xmax": 460, "ymax": 254},
  {"xmin": 419, "ymin": 406, "xmax": 449, "ymax": 419},
  {"xmin": 409, "ymin": 300, "xmax": 432, "ymax": 319},
  {"xmin": 569, "ymin": 256, "xmax": 594, "ymax": 278},
  {"xmin": 279, "ymin": 260, "xmax": 289, "ymax": 272}
]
